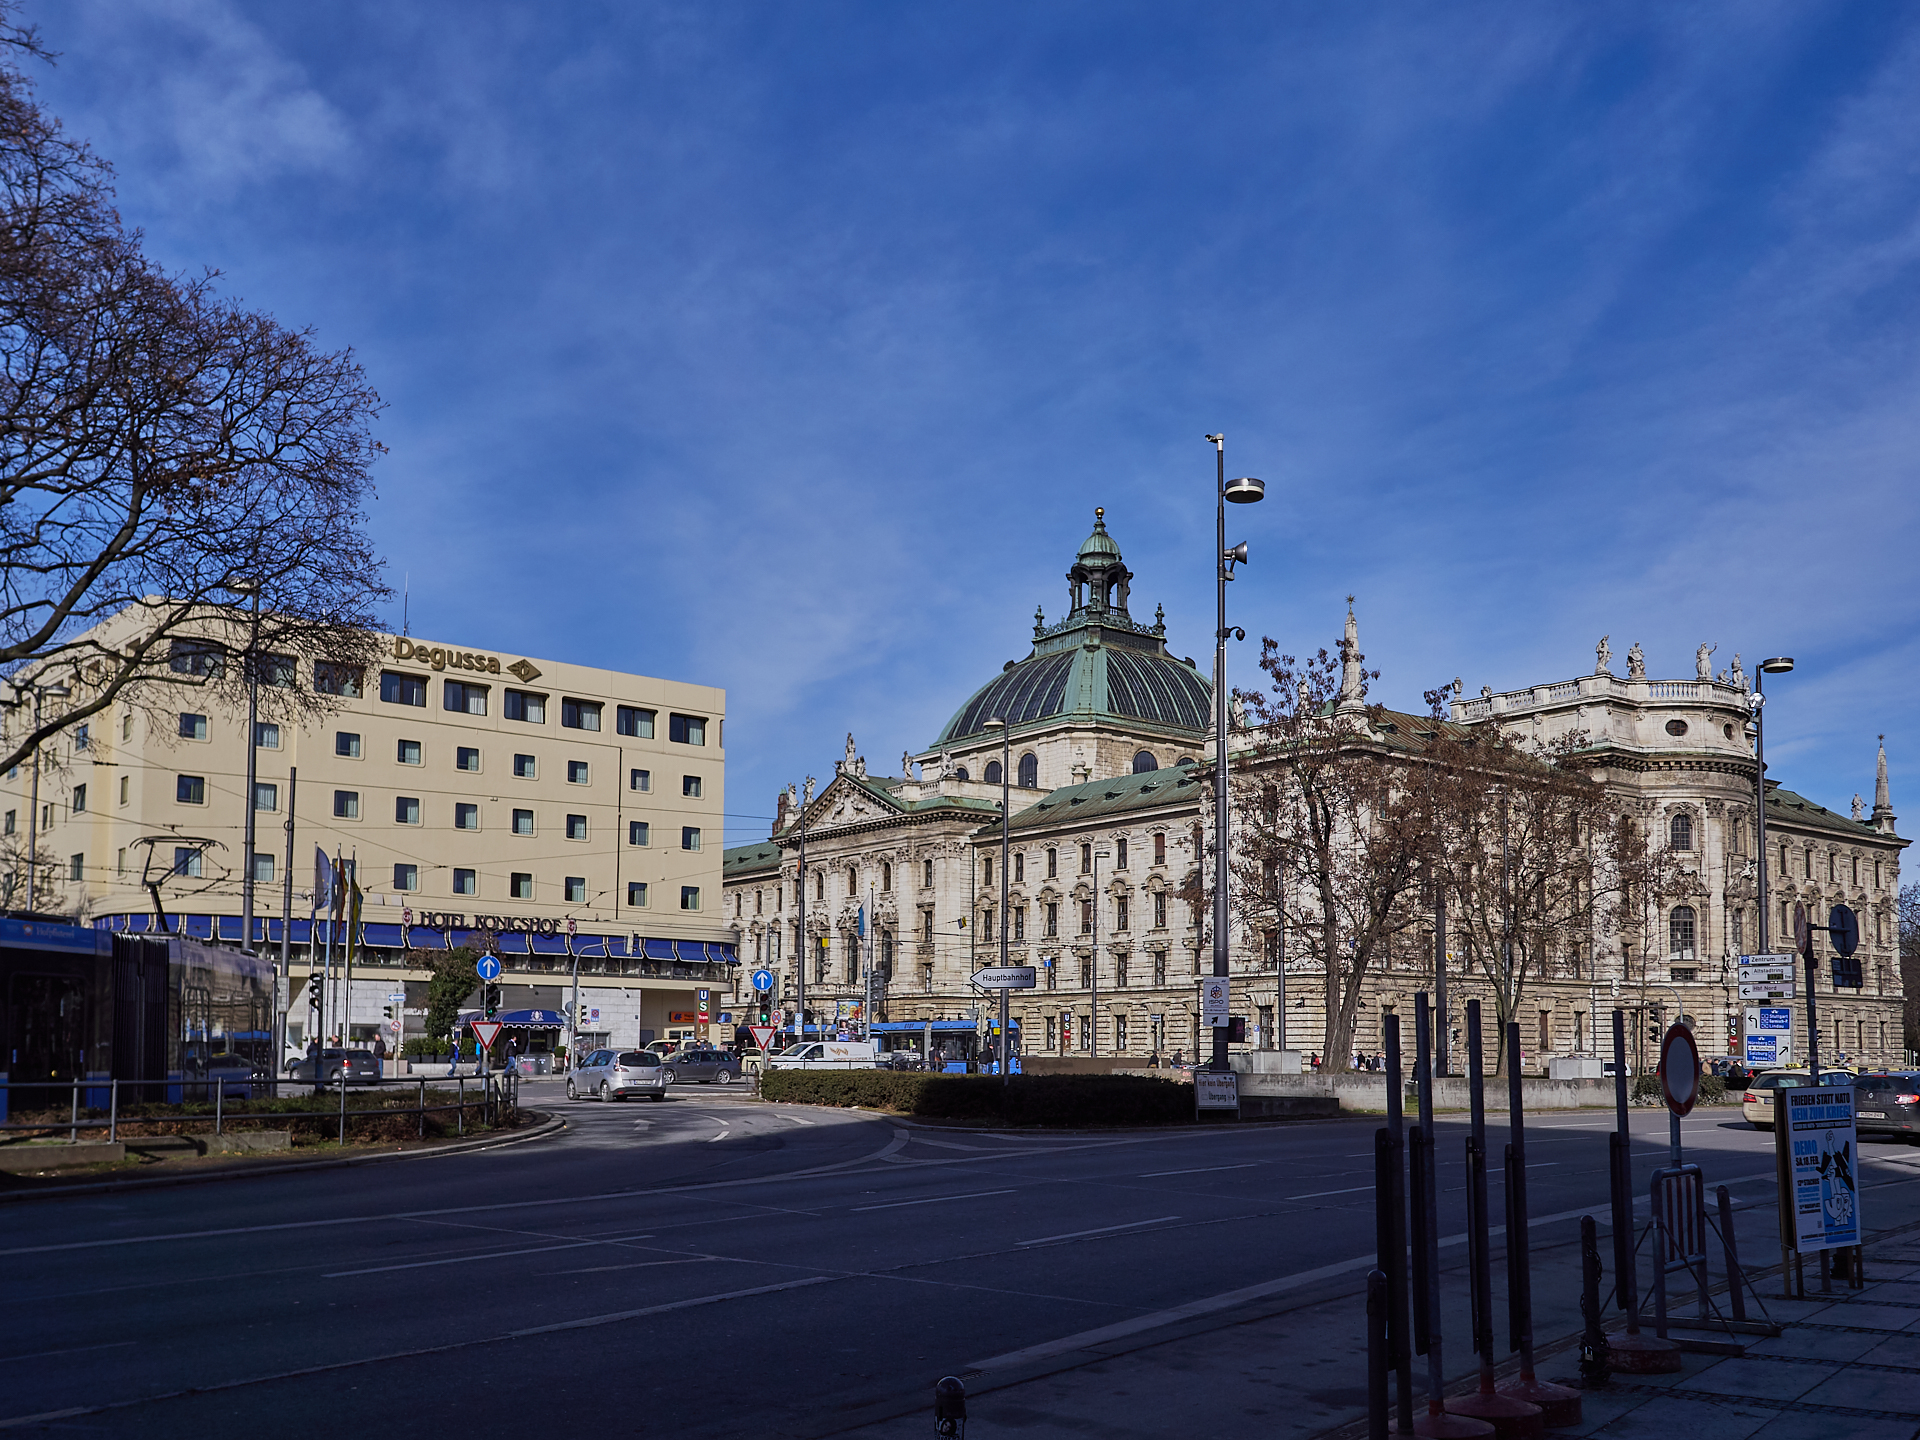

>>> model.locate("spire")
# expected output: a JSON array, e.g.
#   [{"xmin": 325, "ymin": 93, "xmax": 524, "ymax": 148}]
[
  {"xmin": 1872, "ymin": 734, "xmax": 1896, "ymax": 834},
  {"xmin": 1065, "ymin": 507, "xmax": 1133, "ymax": 622},
  {"xmin": 1336, "ymin": 596, "xmax": 1366, "ymax": 713}
]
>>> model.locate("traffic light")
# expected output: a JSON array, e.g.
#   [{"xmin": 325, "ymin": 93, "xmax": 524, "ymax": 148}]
[
  {"xmin": 1649, "ymin": 1025, "xmax": 1661, "ymax": 1042},
  {"xmin": 484, "ymin": 984, "xmax": 502, "ymax": 1018},
  {"xmin": 1226, "ymin": 1016, "xmax": 1248, "ymax": 1043}
]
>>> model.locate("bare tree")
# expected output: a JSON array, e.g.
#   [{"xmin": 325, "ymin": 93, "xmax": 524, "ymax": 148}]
[
  {"xmin": 1900, "ymin": 881, "xmax": 1919, "ymax": 1058},
  {"xmin": 1422, "ymin": 724, "xmax": 1687, "ymax": 1073},
  {"xmin": 0, "ymin": 10, "xmax": 388, "ymax": 777},
  {"xmin": 1232, "ymin": 638, "xmax": 1433, "ymax": 1072}
]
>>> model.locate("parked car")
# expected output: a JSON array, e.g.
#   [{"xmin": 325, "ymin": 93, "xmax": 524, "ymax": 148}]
[
  {"xmin": 568, "ymin": 1050, "xmax": 668, "ymax": 1102},
  {"xmin": 286, "ymin": 1048, "xmax": 381, "ymax": 1085},
  {"xmin": 1740, "ymin": 1067, "xmax": 1857, "ymax": 1129},
  {"xmin": 658, "ymin": 1047, "xmax": 744, "ymax": 1085},
  {"xmin": 1853, "ymin": 1071, "xmax": 1920, "ymax": 1142}
]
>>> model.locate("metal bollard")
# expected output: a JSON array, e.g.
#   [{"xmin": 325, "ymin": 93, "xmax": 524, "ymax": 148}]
[
  {"xmin": 1716, "ymin": 1186, "xmax": 1747, "ymax": 1322},
  {"xmin": 1577, "ymin": 1216, "xmax": 1610, "ymax": 1389},
  {"xmin": 934, "ymin": 1375, "xmax": 967, "ymax": 1438},
  {"xmin": 69, "ymin": 1079, "xmax": 78, "ymax": 1142},
  {"xmin": 1367, "ymin": 1267, "xmax": 1389, "ymax": 1440},
  {"xmin": 109, "ymin": 1078, "xmax": 118, "ymax": 1144},
  {"xmin": 215, "ymin": 1080, "xmax": 223, "ymax": 1137}
]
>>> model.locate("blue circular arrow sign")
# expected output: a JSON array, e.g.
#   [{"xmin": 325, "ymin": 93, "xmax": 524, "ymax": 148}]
[
  {"xmin": 751, "ymin": 968, "xmax": 774, "ymax": 992},
  {"xmin": 475, "ymin": 954, "xmax": 502, "ymax": 981}
]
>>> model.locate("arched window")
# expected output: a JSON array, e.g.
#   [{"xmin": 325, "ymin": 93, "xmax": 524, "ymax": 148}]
[
  {"xmin": 1669, "ymin": 905, "xmax": 1696, "ymax": 958},
  {"xmin": 1132, "ymin": 751, "xmax": 1159, "ymax": 774},
  {"xmin": 881, "ymin": 861, "xmax": 892, "ymax": 892},
  {"xmin": 1669, "ymin": 813, "xmax": 1693, "ymax": 851},
  {"xmin": 847, "ymin": 865, "xmax": 858, "ymax": 893},
  {"xmin": 1175, "ymin": 756, "xmax": 1197, "ymax": 767},
  {"xmin": 953, "ymin": 766, "xmax": 969, "ymax": 782},
  {"xmin": 1018, "ymin": 752, "xmax": 1038, "ymax": 788},
  {"xmin": 984, "ymin": 760, "xmax": 1003, "ymax": 784}
]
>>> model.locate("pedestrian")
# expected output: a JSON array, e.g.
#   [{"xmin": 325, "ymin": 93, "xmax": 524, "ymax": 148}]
[
  {"xmin": 1310, "ymin": 1051, "xmax": 1321, "ymax": 1073},
  {"xmin": 1147, "ymin": 1050, "xmax": 1160, "ymax": 1069}
]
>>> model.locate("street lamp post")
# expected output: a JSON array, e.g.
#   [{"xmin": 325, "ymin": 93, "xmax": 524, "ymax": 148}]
[
  {"xmin": 23, "ymin": 679, "xmax": 71, "ymax": 914},
  {"xmin": 1750, "ymin": 657, "xmax": 1794, "ymax": 1059},
  {"xmin": 1205, "ymin": 434, "xmax": 1264, "ymax": 1073},
  {"xmin": 231, "ymin": 580, "xmax": 264, "ymax": 954},
  {"xmin": 984, "ymin": 717, "xmax": 1012, "ymax": 1083}
]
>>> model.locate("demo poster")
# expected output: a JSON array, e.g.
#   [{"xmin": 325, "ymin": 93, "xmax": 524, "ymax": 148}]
[{"xmin": 1786, "ymin": 1087, "xmax": 1859, "ymax": 1253}]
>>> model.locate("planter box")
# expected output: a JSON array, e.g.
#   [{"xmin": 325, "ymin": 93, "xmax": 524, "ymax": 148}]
[{"xmin": 0, "ymin": 1139, "xmax": 126, "ymax": 1171}]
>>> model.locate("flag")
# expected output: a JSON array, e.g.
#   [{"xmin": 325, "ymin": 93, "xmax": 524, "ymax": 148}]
[
  {"xmin": 314, "ymin": 848, "xmax": 333, "ymax": 912},
  {"xmin": 344, "ymin": 861, "xmax": 363, "ymax": 968},
  {"xmin": 856, "ymin": 906, "xmax": 866, "ymax": 939}
]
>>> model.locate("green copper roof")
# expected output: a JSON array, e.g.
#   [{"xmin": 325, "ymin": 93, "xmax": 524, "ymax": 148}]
[{"xmin": 980, "ymin": 761, "xmax": 1206, "ymax": 836}]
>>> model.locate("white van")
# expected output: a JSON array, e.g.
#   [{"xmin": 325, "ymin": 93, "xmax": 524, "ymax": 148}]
[{"xmin": 765, "ymin": 1040, "xmax": 882, "ymax": 1070}]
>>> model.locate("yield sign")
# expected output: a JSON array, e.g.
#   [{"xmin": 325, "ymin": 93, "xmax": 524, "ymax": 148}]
[
  {"xmin": 470, "ymin": 1020, "xmax": 503, "ymax": 1050},
  {"xmin": 747, "ymin": 1025, "xmax": 778, "ymax": 1052}
]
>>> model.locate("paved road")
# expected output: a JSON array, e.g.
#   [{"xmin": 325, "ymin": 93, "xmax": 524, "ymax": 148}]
[{"xmin": 3, "ymin": 1087, "xmax": 1917, "ymax": 1438}]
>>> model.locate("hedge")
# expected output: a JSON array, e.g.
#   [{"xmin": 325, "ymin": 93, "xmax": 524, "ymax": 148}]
[{"xmin": 758, "ymin": 1070, "xmax": 1193, "ymax": 1126}]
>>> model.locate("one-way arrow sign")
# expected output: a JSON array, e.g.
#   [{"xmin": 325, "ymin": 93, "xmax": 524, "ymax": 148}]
[{"xmin": 971, "ymin": 966, "xmax": 1037, "ymax": 990}]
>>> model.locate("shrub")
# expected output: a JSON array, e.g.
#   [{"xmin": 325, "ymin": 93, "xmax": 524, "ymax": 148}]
[
  {"xmin": 759, "ymin": 1070, "xmax": 1192, "ymax": 1126},
  {"xmin": 1698, "ymin": 1075, "xmax": 1727, "ymax": 1105},
  {"xmin": 1632, "ymin": 1074, "xmax": 1663, "ymax": 1104}
]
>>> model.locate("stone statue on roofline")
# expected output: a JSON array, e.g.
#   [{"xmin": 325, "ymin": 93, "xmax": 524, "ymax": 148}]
[
  {"xmin": 1229, "ymin": 694, "xmax": 1248, "ymax": 731},
  {"xmin": 1853, "ymin": 794, "xmax": 1865, "ymax": 822},
  {"xmin": 1695, "ymin": 642, "xmax": 1716, "ymax": 681},
  {"xmin": 1626, "ymin": 642, "xmax": 1645, "ymax": 680},
  {"xmin": 902, "ymin": 751, "xmax": 915, "ymax": 780},
  {"xmin": 1728, "ymin": 653, "xmax": 1748, "ymax": 692},
  {"xmin": 1595, "ymin": 635, "xmax": 1612, "ymax": 675}
]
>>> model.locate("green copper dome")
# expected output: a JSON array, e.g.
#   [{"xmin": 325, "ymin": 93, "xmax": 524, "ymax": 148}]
[{"xmin": 935, "ymin": 509, "xmax": 1210, "ymax": 746}]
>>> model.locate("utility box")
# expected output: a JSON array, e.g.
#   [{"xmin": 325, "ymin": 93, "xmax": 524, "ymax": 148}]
[{"xmin": 1548, "ymin": 1056, "xmax": 1606, "ymax": 1079}]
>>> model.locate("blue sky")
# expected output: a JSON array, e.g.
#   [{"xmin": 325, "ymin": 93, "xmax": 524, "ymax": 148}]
[{"xmin": 35, "ymin": 2, "xmax": 1920, "ymax": 845}]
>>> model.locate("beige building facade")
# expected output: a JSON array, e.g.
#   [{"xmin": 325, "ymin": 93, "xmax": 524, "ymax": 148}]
[{"xmin": 3, "ymin": 622, "xmax": 733, "ymax": 1057}]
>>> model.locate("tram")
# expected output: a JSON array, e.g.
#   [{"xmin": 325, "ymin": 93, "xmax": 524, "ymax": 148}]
[{"xmin": 870, "ymin": 1018, "xmax": 1023, "ymax": 1073}]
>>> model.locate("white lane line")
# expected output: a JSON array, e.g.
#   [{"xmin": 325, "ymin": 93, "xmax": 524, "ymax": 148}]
[
  {"xmin": 1140, "ymin": 1163, "xmax": 1261, "ymax": 1178},
  {"xmin": 323, "ymin": 1230, "xmax": 657, "ymax": 1278},
  {"xmin": 553, "ymin": 1257, "xmax": 716, "ymax": 1276},
  {"xmin": 1287, "ymin": 1185, "xmax": 1373, "ymax": 1199},
  {"xmin": 970, "ymin": 1168, "xmax": 1784, "ymax": 1371},
  {"xmin": 851, "ymin": 1189, "xmax": 1017, "ymax": 1213},
  {"xmin": 1019, "ymin": 1216, "xmax": 1180, "ymax": 1247},
  {"xmin": 779, "ymin": 1114, "xmax": 817, "ymax": 1126},
  {"xmin": 510, "ymin": 1274, "xmax": 839, "ymax": 1334},
  {"xmin": 0, "ymin": 1340, "xmax": 135, "ymax": 1366},
  {"xmin": 708, "ymin": 1131, "xmax": 731, "ymax": 1143}
]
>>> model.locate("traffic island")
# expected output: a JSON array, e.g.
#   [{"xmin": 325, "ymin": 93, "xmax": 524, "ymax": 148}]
[{"xmin": 760, "ymin": 1070, "xmax": 1340, "ymax": 1126}]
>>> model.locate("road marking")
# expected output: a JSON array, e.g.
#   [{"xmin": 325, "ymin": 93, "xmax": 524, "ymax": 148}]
[
  {"xmin": 708, "ymin": 1130, "xmax": 731, "ymax": 1143},
  {"xmin": 1287, "ymin": 1185, "xmax": 1373, "ymax": 1199},
  {"xmin": 1140, "ymin": 1163, "xmax": 1261, "ymax": 1178},
  {"xmin": 852, "ymin": 1189, "xmax": 1017, "ymax": 1213},
  {"xmin": 1019, "ymin": 1216, "xmax": 1181, "ymax": 1246},
  {"xmin": 322, "ymin": 1230, "xmax": 659, "ymax": 1278},
  {"xmin": 0, "ymin": 1340, "xmax": 135, "ymax": 1366},
  {"xmin": 553, "ymin": 1256, "xmax": 716, "ymax": 1276},
  {"xmin": 511, "ymin": 1274, "xmax": 839, "ymax": 1333}
]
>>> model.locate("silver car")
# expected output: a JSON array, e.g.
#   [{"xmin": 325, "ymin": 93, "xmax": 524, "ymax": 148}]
[{"xmin": 568, "ymin": 1049, "xmax": 668, "ymax": 1102}]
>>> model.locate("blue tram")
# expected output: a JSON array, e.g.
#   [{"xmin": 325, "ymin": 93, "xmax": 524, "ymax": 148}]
[{"xmin": 870, "ymin": 1018, "xmax": 1022, "ymax": 1073}]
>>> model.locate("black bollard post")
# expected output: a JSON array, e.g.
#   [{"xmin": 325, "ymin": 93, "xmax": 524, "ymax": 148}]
[
  {"xmin": 1410, "ymin": 992, "xmax": 1494, "ymax": 1438},
  {"xmin": 1386, "ymin": 1013, "xmax": 1414, "ymax": 1436},
  {"xmin": 934, "ymin": 1375, "xmax": 967, "ymax": 1438},
  {"xmin": 1715, "ymin": 1186, "xmax": 1747, "ymax": 1323},
  {"xmin": 1496, "ymin": 1021, "xmax": 1581, "ymax": 1426},
  {"xmin": 1444, "ymin": 1001, "xmax": 1543, "ymax": 1438},
  {"xmin": 1576, "ymin": 1216, "xmax": 1611, "ymax": 1389},
  {"xmin": 1369, "ymin": 1267, "xmax": 1391, "ymax": 1440}
]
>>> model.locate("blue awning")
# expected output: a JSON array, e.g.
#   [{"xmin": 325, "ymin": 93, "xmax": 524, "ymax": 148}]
[
  {"xmin": 497, "ymin": 1008, "xmax": 565, "ymax": 1026},
  {"xmin": 363, "ymin": 923, "xmax": 403, "ymax": 947},
  {"xmin": 530, "ymin": 934, "xmax": 569, "ymax": 955}
]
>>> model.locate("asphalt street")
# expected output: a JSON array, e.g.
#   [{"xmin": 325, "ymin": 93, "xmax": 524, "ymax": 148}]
[{"xmin": 3, "ymin": 1082, "xmax": 1918, "ymax": 1438}]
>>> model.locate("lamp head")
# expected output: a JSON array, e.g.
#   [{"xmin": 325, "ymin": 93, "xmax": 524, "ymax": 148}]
[
  {"xmin": 1224, "ymin": 476, "xmax": 1265, "ymax": 504},
  {"xmin": 1226, "ymin": 542, "xmax": 1249, "ymax": 566},
  {"xmin": 1759, "ymin": 657, "xmax": 1794, "ymax": 674},
  {"xmin": 982, "ymin": 717, "xmax": 1005, "ymax": 731}
]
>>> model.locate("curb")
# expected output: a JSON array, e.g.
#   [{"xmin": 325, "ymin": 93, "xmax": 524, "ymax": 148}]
[{"xmin": 0, "ymin": 1110, "xmax": 568, "ymax": 1204}]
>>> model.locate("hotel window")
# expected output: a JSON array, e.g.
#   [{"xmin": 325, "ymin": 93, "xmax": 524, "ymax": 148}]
[
  {"xmin": 567, "ymin": 760, "xmax": 589, "ymax": 784},
  {"xmin": 68, "ymin": 852, "xmax": 83, "ymax": 881},
  {"xmin": 122, "ymin": 713, "xmax": 132, "ymax": 740},
  {"xmin": 456, "ymin": 746, "xmax": 481, "ymax": 772},
  {"xmin": 119, "ymin": 776, "xmax": 128, "ymax": 805},
  {"xmin": 628, "ymin": 821, "xmax": 650, "ymax": 846},
  {"xmin": 565, "ymin": 876, "xmax": 586, "ymax": 903},
  {"xmin": 72, "ymin": 783, "xmax": 86, "ymax": 813},
  {"xmin": 683, "ymin": 775, "xmax": 702, "ymax": 798},
  {"xmin": 261, "ymin": 653, "xmax": 298, "ymax": 689},
  {"xmin": 178, "ymin": 712, "xmax": 208, "ymax": 740},
  {"xmin": 254, "ymin": 721, "xmax": 280, "ymax": 749},
  {"xmin": 630, "ymin": 768, "xmax": 650, "ymax": 791},
  {"xmin": 336, "ymin": 731, "xmax": 362, "ymax": 758},
  {"xmin": 397, "ymin": 738, "xmax": 422, "ymax": 765},
  {"xmin": 333, "ymin": 790, "xmax": 359, "ymax": 819},
  {"xmin": 169, "ymin": 638, "xmax": 223, "ymax": 678},
  {"xmin": 680, "ymin": 886, "xmax": 700, "ymax": 910},
  {"xmin": 505, "ymin": 689, "xmax": 546, "ymax": 723},
  {"xmin": 514, "ymin": 754, "xmax": 536, "ymax": 779},
  {"xmin": 380, "ymin": 671, "xmax": 427, "ymax": 707},
  {"xmin": 453, "ymin": 868, "xmax": 477, "ymax": 896},
  {"xmin": 512, "ymin": 808, "xmax": 533, "ymax": 835},
  {"xmin": 669, "ymin": 713, "xmax": 705, "ymax": 745},
  {"xmin": 313, "ymin": 661, "xmax": 363, "ymax": 697},
  {"xmin": 174, "ymin": 847, "xmax": 203, "ymax": 877},
  {"xmin": 73, "ymin": 724, "xmax": 88, "ymax": 752},
  {"xmin": 253, "ymin": 853, "xmax": 275, "ymax": 884},
  {"xmin": 177, "ymin": 775, "xmax": 206, "ymax": 805},
  {"xmin": 253, "ymin": 782, "xmax": 276, "ymax": 812},
  {"xmin": 2, "ymin": 810, "xmax": 11, "ymax": 834},
  {"xmin": 682, "ymin": 826, "xmax": 701, "ymax": 851},
  {"xmin": 565, "ymin": 813, "xmax": 587, "ymax": 840},
  {"xmin": 561, "ymin": 698, "xmax": 602, "ymax": 731},
  {"xmin": 444, "ymin": 680, "xmax": 488, "ymax": 716},
  {"xmin": 510, "ymin": 873, "xmax": 533, "ymax": 899},
  {"xmin": 616, "ymin": 706, "xmax": 654, "ymax": 738},
  {"xmin": 394, "ymin": 864, "xmax": 418, "ymax": 891},
  {"xmin": 627, "ymin": 881, "xmax": 648, "ymax": 906},
  {"xmin": 396, "ymin": 796, "xmax": 421, "ymax": 825},
  {"xmin": 456, "ymin": 803, "xmax": 481, "ymax": 831}
]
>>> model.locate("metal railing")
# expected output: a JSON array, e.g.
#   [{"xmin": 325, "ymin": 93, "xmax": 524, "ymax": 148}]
[{"xmin": 0, "ymin": 1071, "xmax": 520, "ymax": 1147}]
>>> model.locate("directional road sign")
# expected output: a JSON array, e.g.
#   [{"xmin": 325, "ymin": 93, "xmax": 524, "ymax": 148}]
[
  {"xmin": 386, "ymin": 991, "xmax": 407, "ymax": 1002},
  {"xmin": 1739, "ymin": 981, "xmax": 1795, "ymax": 1001},
  {"xmin": 470, "ymin": 1020, "xmax": 503, "ymax": 1050},
  {"xmin": 751, "ymin": 968, "xmax": 775, "ymax": 992},
  {"xmin": 747, "ymin": 1025, "xmax": 778, "ymax": 1051},
  {"xmin": 475, "ymin": 954, "xmax": 502, "ymax": 981},
  {"xmin": 970, "ymin": 966, "xmax": 1037, "ymax": 990}
]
